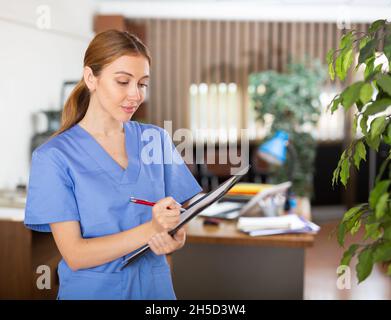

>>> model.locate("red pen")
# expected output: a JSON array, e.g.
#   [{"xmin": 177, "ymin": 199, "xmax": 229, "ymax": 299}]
[{"xmin": 130, "ymin": 197, "xmax": 186, "ymax": 213}]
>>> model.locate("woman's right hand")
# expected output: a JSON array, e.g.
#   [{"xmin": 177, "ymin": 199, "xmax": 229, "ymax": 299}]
[{"xmin": 151, "ymin": 197, "xmax": 181, "ymax": 233}]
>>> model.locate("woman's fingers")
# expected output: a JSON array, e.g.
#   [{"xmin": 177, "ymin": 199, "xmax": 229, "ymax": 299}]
[
  {"xmin": 156, "ymin": 197, "xmax": 181, "ymax": 211},
  {"xmin": 160, "ymin": 209, "xmax": 181, "ymax": 217},
  {"xmin": 174, "ymin": 227, "xmax": 186, "ymax": 242},
  {"xmin": 151, "ymin": 197, "xmax": 182, "ymax": 232},
  {"xmin": 153, "ymin": 233, "xmax": 166, "ymax": 249},
  {"xmin": 155, "ymin": 216, "xmax": 180, "ymax": 230},
  {"xmin": 149, "ymin": 233, "xmax": 165, "ymax": 255},
  {"xmin": 149, "ymin": 232, "xmax": 182, "ymax": 255},
  {"xmin": 149, "ymin": 237, "xmax": 163, "ymax": 255}
]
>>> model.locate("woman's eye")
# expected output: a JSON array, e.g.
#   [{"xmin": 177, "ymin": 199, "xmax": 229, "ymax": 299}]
[
  {"xmin": 117, "ymin": 81, "xmax": 129, "ymax": 85},
  {"xmin": 139, "ymin": 83, "xmax": 148, "ymax": 88}
]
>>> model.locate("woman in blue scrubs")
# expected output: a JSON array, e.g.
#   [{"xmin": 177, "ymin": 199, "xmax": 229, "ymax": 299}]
[{"xmin": 24, "ymin": 30, "xmax": 202, "ymax": 300}]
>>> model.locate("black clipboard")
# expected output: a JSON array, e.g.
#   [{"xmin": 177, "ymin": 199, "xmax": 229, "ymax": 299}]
[{"xmin": 120, "ymin": 165, "xmax": 250, "ymax": 270}]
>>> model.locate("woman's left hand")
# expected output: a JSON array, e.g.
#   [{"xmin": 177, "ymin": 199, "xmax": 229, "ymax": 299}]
[{"xmin": 148, "ymin": 227, "xmax": 186, "ymax": 255}]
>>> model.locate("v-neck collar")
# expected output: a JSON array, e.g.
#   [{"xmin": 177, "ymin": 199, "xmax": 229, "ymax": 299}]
[{"xmin": 71, "ymin": 121, "xmax": 141, "ymax": 185}]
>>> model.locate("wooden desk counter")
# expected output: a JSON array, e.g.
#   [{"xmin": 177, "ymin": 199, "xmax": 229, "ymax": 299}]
[{"xmin": 0, "ymin": 191, "xmax": 61, "ymax": 300}]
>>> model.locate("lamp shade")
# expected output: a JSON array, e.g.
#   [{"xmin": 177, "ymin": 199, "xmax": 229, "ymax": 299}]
[{"xmin": 257, "ymin": 130, "xmax": 289, "ymax": 166}]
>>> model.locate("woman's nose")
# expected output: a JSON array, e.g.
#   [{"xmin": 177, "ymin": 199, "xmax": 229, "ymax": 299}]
[{"xmin": 127, "ymin": 84, "xmax": 141, "ymax": 101}]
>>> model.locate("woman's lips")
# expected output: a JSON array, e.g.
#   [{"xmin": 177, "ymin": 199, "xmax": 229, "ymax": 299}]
[{"xmin": 121, "ymin": 106, "xmax": 137, "ymax": 114}]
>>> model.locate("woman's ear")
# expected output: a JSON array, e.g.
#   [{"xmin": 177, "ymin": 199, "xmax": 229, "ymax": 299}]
[{"xmin": 83, "ymin": 66, "xmax": 97, "ymax": 92}]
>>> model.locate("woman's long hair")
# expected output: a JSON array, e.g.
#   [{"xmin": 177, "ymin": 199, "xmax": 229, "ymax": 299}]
[{"xmin": 53, "ymin": 30, "xmax": 151, "ymax": 136}]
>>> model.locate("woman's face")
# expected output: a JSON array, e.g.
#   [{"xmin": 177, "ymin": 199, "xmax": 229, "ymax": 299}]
[{"xmin": 86, "ymin": 54, "xmax": 150, "ymax": 122}]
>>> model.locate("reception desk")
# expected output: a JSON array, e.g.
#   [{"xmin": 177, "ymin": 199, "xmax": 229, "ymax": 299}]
[
  {"xmin": 0, "ymin": 191, "xmax": 61, "ymax": 299},
  {"xmin": 171, "ymin": 216, "xmax": 315, "ymax": 299}
]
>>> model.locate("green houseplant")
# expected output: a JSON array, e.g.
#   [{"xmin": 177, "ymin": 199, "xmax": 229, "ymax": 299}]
[
  {"xmin": 327, "ymin": 19, "xmax": 391, "ymax": 282},
  {"xmin": 249, "ymin": 61, "xmax": 326, "ymax": 197}
]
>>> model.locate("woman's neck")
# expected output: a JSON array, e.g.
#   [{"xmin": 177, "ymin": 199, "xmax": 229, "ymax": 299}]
[{"xmin": 79, "ymin": 98, "xmax": 124, "ymax": 137}]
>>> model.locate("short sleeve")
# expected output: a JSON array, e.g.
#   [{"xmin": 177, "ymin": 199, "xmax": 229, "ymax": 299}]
[
  {"xmin": 24, "ymin": 150, "xmax": 80, "ymax": 232},
  {"xmin": 161, "ymin": 129, "xmax": 202, "ymax": 204}
]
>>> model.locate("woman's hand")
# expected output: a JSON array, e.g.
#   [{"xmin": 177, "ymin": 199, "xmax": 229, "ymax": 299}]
[
  {"xmin": 151, "ymin": 197, "xmax": 181, "ymax": 233},
  {"xmin": 148, "ymin": 227, "xmax": 186, "ymax": 255}
]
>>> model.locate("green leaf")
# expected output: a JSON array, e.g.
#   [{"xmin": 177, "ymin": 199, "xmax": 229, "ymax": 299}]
[
  {"xmin": 342, "ymin": 48, "xmax": 354, "ymax": 76},
  {"xmin": 332, "ymin": 167, "xmax": 340, "ymax": 187},
  {"xmin": 334, "ymin": 46, "xmax": 354, "ymax": 81},
  {"xmin": 365, "ymin": 135, "xmax": 381, "ymax": 151},
  {"xmin": 335, "ymin": 53, "xmax": 344, "ymax": 80},
  {"xmin": 356, "ymin": 247, "xmax": 375, "ymax": 283},
  {"xmin": 327, "ymin": 49, "xmax": 336, "ymax": 80},
  {"xmin": 370, "ymin": 116, "xmax": 387, "ymax": 140},
  {"xmin": 377, "ymin": 74, "xmax": 391, "ymax": 96},
  {"xmin": 364, "ymin": 99, "xmax": 391, "ymax": 116},
  {"xmin": 373, "ymin": 242, "xmax": 391, "ymax": 263},
  {"xmin": 368, "ymin": 19, "xmax": 386, "ymax": 34},
  {"xmin": 352, "ymin": 115, "xmax": 359, "ymax": 135},
  {"xmin": 337, "ymin": 222, "xmax": 346, "ymax": 247},
  {"xmin": 330, "ymin": 96, "xmax": 341, "ymax": 114},
  {"xmin": 328, "ymin": 63, "xmax": 335, "ymax": 81},
  {"xmin": 340, "ymin": 244, "xmax": 359, "ymax": 266},
  {"xmin": 356, "ymin": 100, "xmax": 364, "ymax": 112},
  {"xmin": 340, "ymin": 157, "xmax": 351, "ymax": 187},
  {"xmin": 350, "ymin": 219, "xmax": 361, "ymax": 235},
  {"xmin": 353, "ymin": 140, "xmax": 366, "ymax": 169},
  {"xmin": 387, "ymin": 264, "xmax": 391, "ymax": 276},
  {"xmin": 359, "ymin": 37, "xmax": 369, "ymax": 50},
  {"xmin": 342, "ymin": 204, "xmax": 365, "ymax": 223},
  {"xmin": 359, "ymin": 83, "xmax": 373, "ymax": 104},
  {"xmin": 384, "ymin": 224, "xmax": 391, "ymax": 240},
  {"xmin": 369, "ymin": 180, "xmax": 391, "ymax": 210},
  {"xmin": 326, "ymin": 49, "xmax": 335, "ymax": 80},
  {"xmin": 365, "ymin": 116, "xmax": 386, "ymax": 153},
  {"xmin": 326, "ymin": 49, "xmax": 334, "ymax": 64},
  {"xmin": 364, "ymin": 223, "xmax": 381, "ymax": 240},
  {"xmin": 344, "ymin": 206, "xmax": 365, "ymax": 235},
  {"xmin": 384, "ymin": 34, "xmax": 391, "ymax": 61},
  {"xmin": 383, "ymin": 124, "xmax": 391, "ymax": 145},
  {"xmin": 374, "ymin": 64, "xmax": 383, "ymax": 74},
  {"xmin": 364, "ymin": 56, "xmax": 375, "ymax": 80},
  {"xmin": 375, "ymin": 193, "xmax": 389, "ymax": 219},
  {"xmin": 333, "ymin": 150, "xmax": 346, "ymax": 186},
  {"xmin": 337, "ymin": 33, "xmax": 354, "ymax": 81},
  {"xmin": 341, "ymin": 82, "xmax": 364, "ymax": 110},
  {"xmin": 340, "ymin": 31, "xmax": 354, "ymax": 49},
  {"xmin": 360, "ymin": 115, "xmax": 369, "ymax": 134},
  {"xmin": 358, "ymin": 39, "xmax": 376, "ymax": 65}
]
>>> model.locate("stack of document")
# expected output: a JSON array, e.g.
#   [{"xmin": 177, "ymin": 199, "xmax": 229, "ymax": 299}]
[
  {"xmin": 198, "ymin": 201, "xmax": 243, "ymax": 219},
  {"xmin": 237, "ymin": 214, "xmax": 320, "ymax": 236}
]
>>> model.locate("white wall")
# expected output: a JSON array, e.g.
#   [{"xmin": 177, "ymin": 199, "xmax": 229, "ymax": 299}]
[{"xmin": 0, "ymin": 0, "xmax": 95, "ymax": 189}]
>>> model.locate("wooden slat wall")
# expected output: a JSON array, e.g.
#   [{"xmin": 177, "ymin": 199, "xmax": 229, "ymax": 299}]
[{"xmin": 134, "ymin": 19, "xmax": 370, "ymax": 135}]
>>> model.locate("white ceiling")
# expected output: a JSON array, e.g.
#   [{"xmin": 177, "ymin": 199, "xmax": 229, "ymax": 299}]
[{"xmin": 95, "ymin": 0, "xmax": 390, "ymax": 22}]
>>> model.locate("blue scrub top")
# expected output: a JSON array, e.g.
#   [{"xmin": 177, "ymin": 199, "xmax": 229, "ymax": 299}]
[{"xmin": 24, "ymin": 121, "xmax": 202, "ymax": 300}]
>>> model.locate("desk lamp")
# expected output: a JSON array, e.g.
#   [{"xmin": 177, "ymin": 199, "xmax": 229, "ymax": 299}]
[{"xmin": 257, "ymin": 130, "xmax": 296, "ymax": 212}]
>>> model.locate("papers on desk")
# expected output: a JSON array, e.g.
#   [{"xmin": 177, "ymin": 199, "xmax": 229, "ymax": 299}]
[
  {"xmin": 198, "ymin": 201, "xmax": 243, "ymax": 219},
  {"xmin": 237, "ymin": 214, "xmax": 320, "ymax": 236}
]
